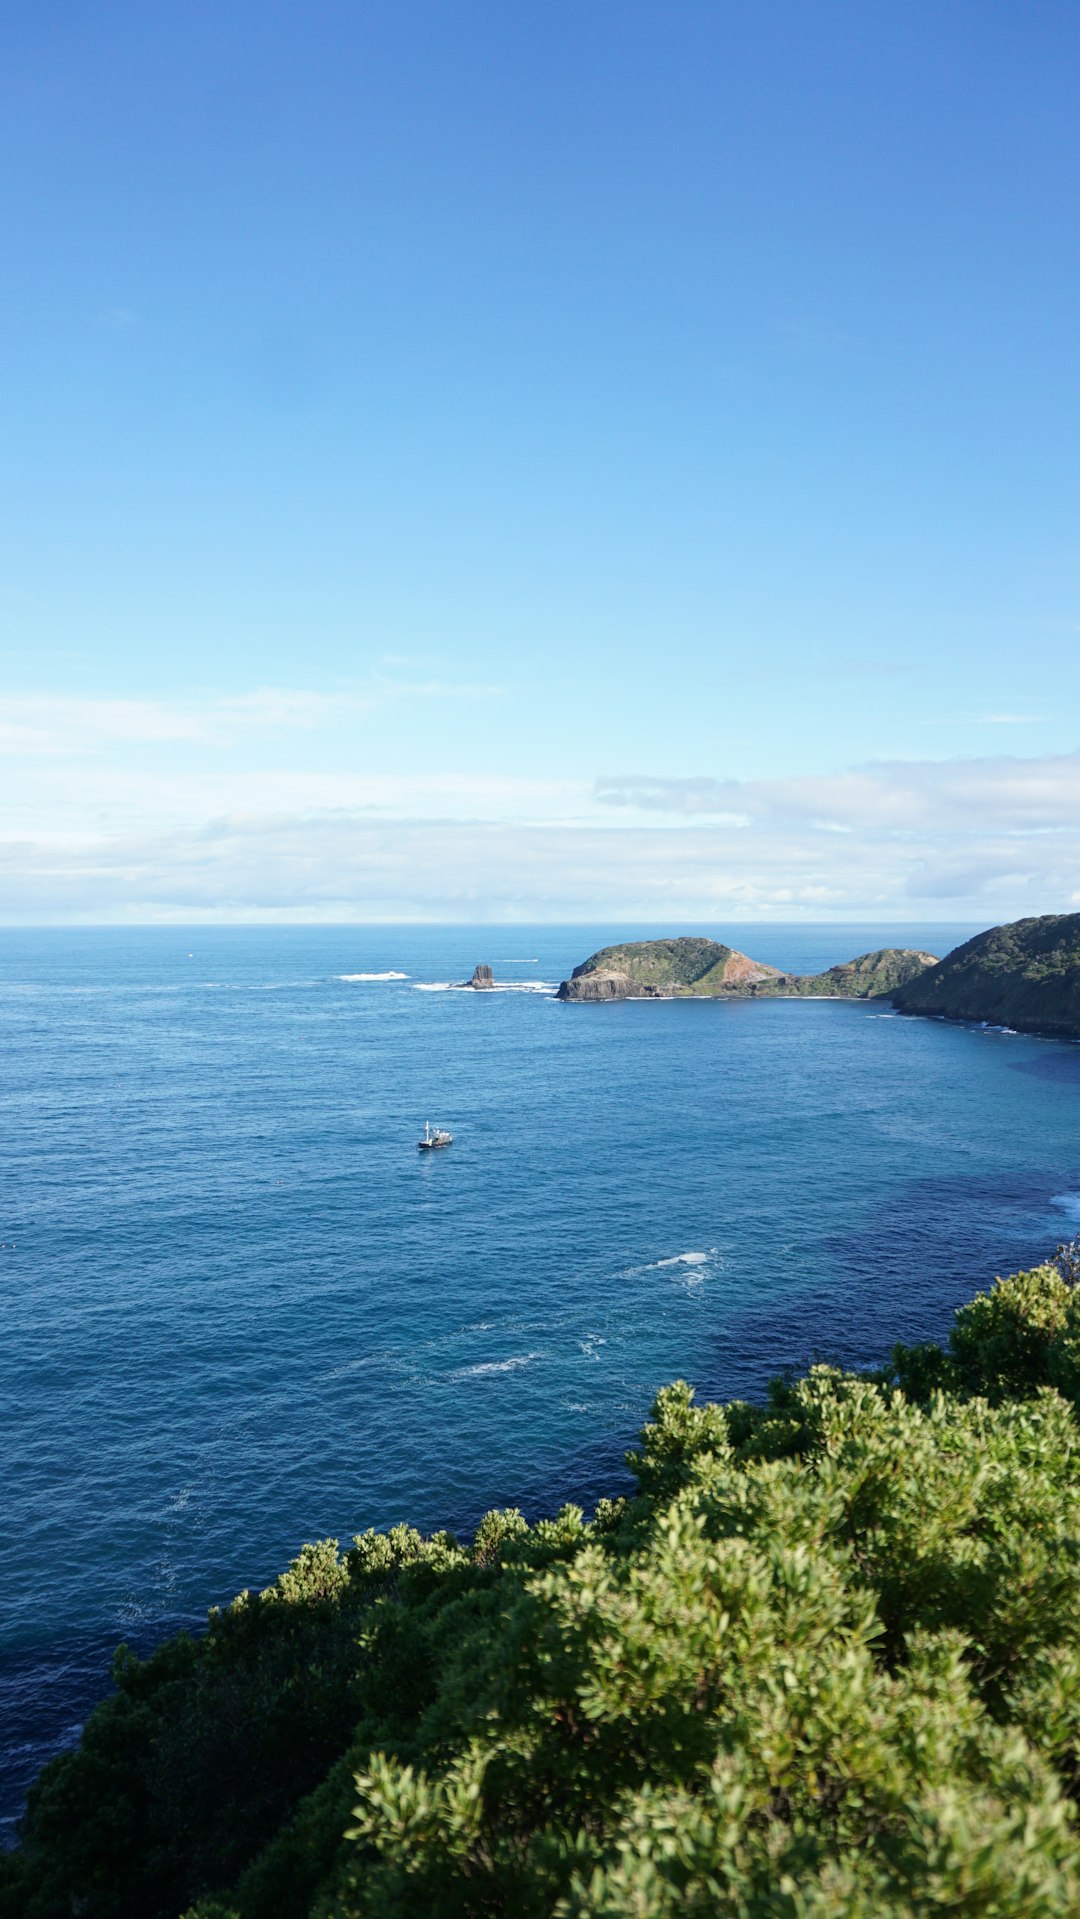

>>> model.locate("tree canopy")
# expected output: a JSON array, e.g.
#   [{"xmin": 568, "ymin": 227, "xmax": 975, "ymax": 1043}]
[{"xmin": 7, "ymin": 1250, "xmax": 1080, "ymax": 1918}]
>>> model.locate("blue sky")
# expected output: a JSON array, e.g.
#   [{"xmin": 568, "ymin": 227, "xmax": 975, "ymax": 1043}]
[{"xmin": 2, "ymin": 1, "xmax": 1078, "ymax": 921}]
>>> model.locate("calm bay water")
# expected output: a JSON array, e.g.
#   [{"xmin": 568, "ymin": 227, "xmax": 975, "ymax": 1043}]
[{"xmin": 3, "ymin": 921, "xmax": 1080, "ymax": 1835}]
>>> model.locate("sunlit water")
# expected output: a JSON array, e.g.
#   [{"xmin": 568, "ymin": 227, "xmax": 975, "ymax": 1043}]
[{"xmin": 3, "ymin": 922, "xmax": 1080, "ymax": 1836}]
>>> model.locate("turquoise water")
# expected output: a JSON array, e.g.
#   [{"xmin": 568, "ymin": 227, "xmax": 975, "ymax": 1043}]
[{"xmin": 3, "ymin": 922, "xmax": 1080, "ymax": 1835}]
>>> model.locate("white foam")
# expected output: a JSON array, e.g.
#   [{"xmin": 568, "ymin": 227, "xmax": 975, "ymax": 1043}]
[
  {"xmin": 1051, "ymin": 1193, "xmax": 1080, "ymax": 1222},
  {"xmin": 338, "ymin": 971, "xmax": 409, "ymax": 981},
  {"xmin": 448, "ymin": 1352, "xmax": 538, "ymax": 1379},
  {"xmin": 319, "ymin": 1354, "xmax": 383, "ymax": 1381},
  {"xmin": 655, "ymin": 1250, "xmax": 710, "ymax": 1268},
  {"xmin": 411, "ymin": 980, "xmax": 556, "ymax": 994}
]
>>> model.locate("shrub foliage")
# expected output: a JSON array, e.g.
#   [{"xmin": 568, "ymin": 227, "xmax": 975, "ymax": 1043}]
[{"xmin": 7, "ymin": 1253, "xmax": 1080, "ymax": 1917}]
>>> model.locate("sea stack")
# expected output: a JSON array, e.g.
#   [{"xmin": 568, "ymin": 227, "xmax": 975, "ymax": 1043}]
[{"xmin": 466, "ymin": 963, "xmax": 496, "ymax": 990}]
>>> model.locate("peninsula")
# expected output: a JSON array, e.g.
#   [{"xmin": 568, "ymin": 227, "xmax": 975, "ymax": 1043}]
[
  {"xmin": 557, "ymin": 916, "xmax": 1080, "ymax": 1043},
  {"xmin": 893, "ymin": 912, "xmax": 1080, "ymax": 1040},
  {"xmin": 556, "ymin": 936, "xmax": 938, "ymax": 1002}
]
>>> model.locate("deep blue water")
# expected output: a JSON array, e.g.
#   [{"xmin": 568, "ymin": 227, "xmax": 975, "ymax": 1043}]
[{"xmin": 4, "ymin": 921, "xmax": 1080, "ymax": 1837}]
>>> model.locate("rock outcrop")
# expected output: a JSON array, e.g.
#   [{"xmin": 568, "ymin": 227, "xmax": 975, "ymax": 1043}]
[
  {"xmin": 892, "ymin": 914, "xmax": 1080, "ymax": 1039},
  {"xmin": 462, "ymin": 963, "xmax": 496, "ymax": 990},
  {"xmin": 558, "ymin": 967, "xmax": 636, "ymax": 1001},
  {"xmin": 556, "ymin": 938, "xmax": 939, "ymax": 1003}
]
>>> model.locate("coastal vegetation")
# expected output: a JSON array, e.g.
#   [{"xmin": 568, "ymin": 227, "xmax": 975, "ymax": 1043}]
[
  {"xmin": 8, "ymin": 1246, "xmax": 1080, "ymax": 1917},
  {"xmin": 894, "ymin": 913, "xmax": 1080, "ymax": 1040},
  {"xmin": 556, "ymin": 937, "xmax": 937, "ymax": 1001}
]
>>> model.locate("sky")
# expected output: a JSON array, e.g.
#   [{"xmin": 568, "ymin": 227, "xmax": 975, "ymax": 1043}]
[{"xmin": 1, "ymin": 1, "xmax": 1078, "ymax": 924}]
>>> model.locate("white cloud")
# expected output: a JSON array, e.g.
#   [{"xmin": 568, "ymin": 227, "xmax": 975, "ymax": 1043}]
[
  {"xmin": 0, "ymin": 677, "xmax": 502, "ymax": 757},
  {"xmin": 1, "ymin": 734, "xmax": 1079, "ymax": 922},
  {"xmin": 0, "ymin": 803, "xmax": 1076, "ymax": 924},
  {"xmin": 595, "ymin": 750, "xmax": 1080, "ymax": 835}
]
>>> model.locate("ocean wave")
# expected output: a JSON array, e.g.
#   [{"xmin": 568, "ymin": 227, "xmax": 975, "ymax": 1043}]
[
  {"xmin": 411, "ymin": 981, "xmax": 556, "ymax": 995},
  {"xmin": 1051, "ymin": 1193, "xmax": 1080, "ymax": 1222},
  {"xmin": 338, "ymin": 971, "xmax": 409, "ymax": 982}
]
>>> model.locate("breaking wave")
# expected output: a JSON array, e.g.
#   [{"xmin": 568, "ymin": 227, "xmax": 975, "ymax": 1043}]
[{"xmin": 337, "ymin": 972, "xmax": 409, "ymax": 981}]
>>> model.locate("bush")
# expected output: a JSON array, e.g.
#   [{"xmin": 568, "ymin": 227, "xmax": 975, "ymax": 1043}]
[{"xmin": 7, "ymin": 1260, "xmax": 1080, "ymax": 1917}]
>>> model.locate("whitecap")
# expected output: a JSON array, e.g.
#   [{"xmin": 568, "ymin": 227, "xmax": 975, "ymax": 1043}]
[
  {"xmin": 338, "ymin": 971, "xmax": 409, "ymax": 981},
  {"xmin": 411, "ymin": 980, "xmax": 556, "ymax": 994},
  {"xmin": 447, "ymin": 1353, "xmax": 538, "ymax": 1379},
  {"xmin": 1051, "ymin": 1193, "xmax": 1080, "ymax": 1222},
  {"xmin": 654, "ymin": 1250, "xmax": 710, "ymax": 1268}
]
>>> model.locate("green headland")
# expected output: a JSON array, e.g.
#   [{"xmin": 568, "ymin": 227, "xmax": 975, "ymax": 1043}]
[
  {"xmin": 556, "ymin": 936, "xmax": 938, "ymax": 1001},
  {"xmin": 892, "ymin": 912, "xmax": 1080, "ymax": 1040},
  {"xmin": 557, "ymin": 914, "xmax": 1080, "ymax": 1041}
]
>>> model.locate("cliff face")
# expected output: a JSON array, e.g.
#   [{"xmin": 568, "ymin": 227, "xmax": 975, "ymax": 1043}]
[
  {"xmin": 893, "ymin": 914, "xmax": 1080, "ymax": 1039},
  {"xmin": 556, "ymin": 939, "xmax": 937, "ymax": 1002}
]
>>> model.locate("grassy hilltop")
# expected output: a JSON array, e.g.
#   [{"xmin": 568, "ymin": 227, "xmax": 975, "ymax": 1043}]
[{"xmin": 8, "ymin": 1251, "xmax": 1080, "ymax": 1918}]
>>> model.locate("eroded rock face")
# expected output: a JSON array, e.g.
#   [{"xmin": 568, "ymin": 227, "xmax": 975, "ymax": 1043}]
[
  {"xmin": 556, "ymin": 969, "xmax": 633, "ymax": 1001},
  {"xmin": 466, "ymin": 964, "xmax": 495, "ymax": 990},
  {"xmin": 685, "ymin": 949, "xmax": 783, "ymax": 994}
]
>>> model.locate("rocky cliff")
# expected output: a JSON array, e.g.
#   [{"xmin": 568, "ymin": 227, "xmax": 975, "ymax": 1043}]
[
  {"xmin": 892, "ymin": 914, "xmax": 1080, "ymax": 1039},
  {"xmin": 557, "ymin": 938, "xmax": 937, "ymax": 1002}
]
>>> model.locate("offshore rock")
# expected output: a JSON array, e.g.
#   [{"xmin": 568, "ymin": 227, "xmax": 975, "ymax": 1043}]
[{"xmin": 465, "ymin": 963, "xmax": 496, "ymax": 990}]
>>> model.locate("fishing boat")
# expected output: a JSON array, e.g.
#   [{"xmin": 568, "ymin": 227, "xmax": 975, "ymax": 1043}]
[{"xmin": 417, "ymin": 1121, "xmax": 453, "ymax": 1151}]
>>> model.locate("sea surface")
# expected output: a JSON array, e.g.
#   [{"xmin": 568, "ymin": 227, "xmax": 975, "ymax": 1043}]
[{"xmin": 3, "ymin": 921, "xmax": 1080, "ymax": 1837}]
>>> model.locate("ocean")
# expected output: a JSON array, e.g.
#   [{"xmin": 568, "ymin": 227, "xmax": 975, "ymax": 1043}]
[{"xmin": 3, "ymin": 921, "xmax": 1080, "ymax": 1838}]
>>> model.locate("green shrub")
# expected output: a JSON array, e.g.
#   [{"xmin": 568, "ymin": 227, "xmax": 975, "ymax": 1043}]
[{"xmin": 8, "ymin": 1258, "xmax": 1080, "ymax": 1918}]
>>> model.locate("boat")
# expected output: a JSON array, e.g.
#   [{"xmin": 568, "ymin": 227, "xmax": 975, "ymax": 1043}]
[{"xmin": 417, "ymin": 1120, "xmax": 453, "ymax": 1151}]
